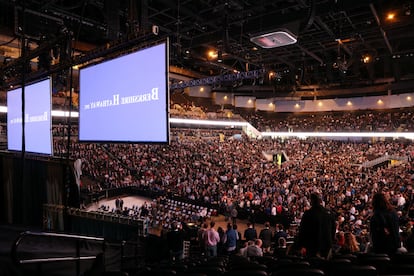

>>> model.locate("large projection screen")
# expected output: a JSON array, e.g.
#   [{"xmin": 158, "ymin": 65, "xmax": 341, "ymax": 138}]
[
  {"xmin": 79, "ymin": 41, "xmax": 169, "ymax": 143},
  {"xmin": 7, "ymin": 78, "xmax": 53, "ymax": 155}
]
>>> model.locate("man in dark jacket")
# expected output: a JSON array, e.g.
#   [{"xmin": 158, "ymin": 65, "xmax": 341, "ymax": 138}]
[
  {"xmin": 259, "ymin": 221, "xmax": 273, "ymax": 253},
  {"xmin": 167, "ymin": 222, "xmax": 185, "ymax": 261},
  {"xmin": 244, "ymin": 222, "xmax": 258, "ymax": 241},
  {"xmin": 297, "ymin": 193, "xmax": 336, "ymax": 258}
]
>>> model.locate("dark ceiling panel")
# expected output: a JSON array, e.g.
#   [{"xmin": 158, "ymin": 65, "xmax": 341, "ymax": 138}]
[{"xmin": 0, "ymin": 0, "xmax": 413, "ymax": 96}]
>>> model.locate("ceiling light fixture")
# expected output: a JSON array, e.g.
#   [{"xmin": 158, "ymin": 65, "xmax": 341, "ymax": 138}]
[
  {"xmin": 363, "ymin": 55, "xmax": 371, "ymax": 63},
  {"xmin": 250, "ymin": 29, "xmax": 297, "ymax": 48},
  {"xmin": 208, "ymin": 50, "xmax": 217, "ymax": 59},
  {"xmin": 386, "ymin": 12, "xmax": 396, "ymax": 20}
]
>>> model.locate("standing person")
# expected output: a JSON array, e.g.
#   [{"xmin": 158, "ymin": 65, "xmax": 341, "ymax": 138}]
[
  {"xmin": 217, "ymin": 226, "xmax": 226, "ymax": 255},
  {"xmin": 370, "ymin": 192, "xmax": 401, "ymax": 256},
  {"xmin": 244, "ymin": 222, "xmax": 258, "ymax": 242},
  {"xmin": 225, "ymin": 222, "xmax": 238, "ymax": 255},
  {"xmin": 233, "ymin": 224, "xmax": 242, "ymax": 250},
  {"xmin": 197, "ymin": 222, "xmax": 208, "ymax": 255},
  {"xmin": 259, "ymin": 222, "xmax": 273, "ymax": 254},
  {"xmin": 231, "ymin": 205, "xmax": 238, "ymax": 225},
  {"xmin": 119, "ymin": 198, "xmax": 124, "ymax": 210},
  {"xmin": 115, "ymin": 198, "xmax": 120, "ymax": 211},
  {"xmin": 274, "ymin": 224, "xmax": 288, "ymax": 242},
  {"xmin": 297, "ymin": 193, "xmax": 336, "ymax": 259},
  {"xmin": 167, "ymin": 222, "xmax": 185, "ymax": 261},
  {"xmin": 204, "ymin": 221, "xmax": 220, "ymax": 257}
]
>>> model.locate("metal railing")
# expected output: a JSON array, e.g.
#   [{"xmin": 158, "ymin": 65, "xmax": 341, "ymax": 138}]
[
  {"xmin": 11, "ymin": 231, "xmax": 106, "ymax": 276},
  {"xmin": 120, "ymin": 239, "xmax": 145, "ymax": 272},
  {"xmin": 361, "ymin": 154, "xmax": 409, "ymax": 168}
]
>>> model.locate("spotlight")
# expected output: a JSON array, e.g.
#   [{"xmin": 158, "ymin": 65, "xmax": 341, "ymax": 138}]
[
  {"xmin": 208, "ymin": 50, "xmax": 217, "ymax": 59},
  {"xmin": 386, "ymin": 12, "xmax": 396, "ymax": 20},
  {"xmin": 183, "ymin": 49, "xmax": 191, "ymax": 59},
  {"xmin": 363, "ymin": 55, "xmax": 371, "ymax": 64}
]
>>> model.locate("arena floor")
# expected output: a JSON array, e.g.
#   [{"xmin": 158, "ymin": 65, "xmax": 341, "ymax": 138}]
[{"xmin": 87, "ymin": 195, "xmax": 265, "ymax": 236}]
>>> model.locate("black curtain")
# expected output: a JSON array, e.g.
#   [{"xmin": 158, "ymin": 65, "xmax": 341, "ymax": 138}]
[{"xmin": 0, "ymin": 153, "xmax": 68, "ymax": 227}]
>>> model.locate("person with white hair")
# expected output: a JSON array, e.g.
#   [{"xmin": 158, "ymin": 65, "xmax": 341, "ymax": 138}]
[
  {"xmin": 397, "ymin": 193, "xmax": 406, "ymax": 210},
  {"xmin": 199, "ymin": 207, "xmax": 208, "ymax": 218},
  {"xmin": 246, "ymin": 239, "xmax": 263, "ymax": 257}
]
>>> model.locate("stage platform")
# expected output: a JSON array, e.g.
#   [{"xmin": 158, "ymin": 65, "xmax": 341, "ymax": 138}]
[
  {"xmin": 86, "ymin": 194, "xmax": 266, "ymax": 238},
  {"xmin": 86, "ymin": 195, "xmax": 152, "ymax": 213}
]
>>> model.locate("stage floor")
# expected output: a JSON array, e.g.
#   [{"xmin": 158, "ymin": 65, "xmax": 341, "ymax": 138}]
[
  {"xmin": 86, "ymin": 194, "xmax": 152, "ymax": 212},
  {"xmin": 86, "ymin": 195, "xmax": 265, "ymax": 237}
]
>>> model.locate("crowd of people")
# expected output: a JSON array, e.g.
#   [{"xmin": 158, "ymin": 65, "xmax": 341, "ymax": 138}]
[
  {"xmin": 163, "ymin": 191, "xmax": 410, "ymax": 261},
  {"xmin": 170, "ymin": 103, "xmax": 208, "ymax": 119},
  {"xmin": 96, "ymin": 196, "xmax": 217, "ymax": 233},
  {"xmin": 242, "ymin": 108, "xmax": 414, "ymax": 132},
  {"xmin": 50, "ymin": 123, "xmax": 414, "ymax": 257},
  {"xmin": 4, "ymin": 103, "xmax": 414, "ymax": 258}
]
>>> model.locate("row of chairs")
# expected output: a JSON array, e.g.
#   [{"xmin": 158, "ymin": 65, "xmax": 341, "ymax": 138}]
[{"xmin": 135, "ymin": 253, "xmax": 414, "ymax": 276}]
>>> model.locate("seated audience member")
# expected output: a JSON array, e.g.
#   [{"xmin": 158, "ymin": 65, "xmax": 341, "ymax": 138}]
[
  {"xmin": 401, "ymin": 222, "xmax": 414, "ymax": 251},
  {"xmin": 338, "ymin": 232, "xmax": 360, "ymax": 254},
  {"xmin": 273, "ymin": 237, "xmax": 289, "ymax": 257},
  {"xmin": 246, "ymin": 239, "xmax": 263, "ymax": 257},
  {"xmin": 239, "ymin": 241, "xmax": 252, "ymax": 257},
  {"xmin": 333, "ymin": 231, "xmax": 345, "ymax": 254}
]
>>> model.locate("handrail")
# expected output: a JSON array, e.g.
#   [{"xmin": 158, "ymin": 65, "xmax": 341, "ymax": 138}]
[
  {"xmin": 20, "ymin": 256, "xmax": 97, "ymax": 264},
  {"xmin": 120, "ymin": 239, "xmax": 143, "ymax": 271},
  {"xmin": 11, "ymin": 230, "xmax": 106, "ymax": 276},
  {"xmin": 361, "ymin": 154, "xmax": 408, "ymax": 168},
  {"xmin": 20, "ymin": 230, "xmax": 105, "ymax": 241}
]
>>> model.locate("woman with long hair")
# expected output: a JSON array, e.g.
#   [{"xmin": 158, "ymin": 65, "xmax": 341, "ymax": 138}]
[
  {"xmin": 370, "ymin": 192, "xmax": 400, "ymax": 256},
  {"xmin": 339, "ymin": 232, "xmax": 360, "ymax": 254}
]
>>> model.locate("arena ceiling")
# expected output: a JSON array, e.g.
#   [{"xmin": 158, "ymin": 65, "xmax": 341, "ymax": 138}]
[{"xmin": 0, "ymin": 0, "xmax": 414, "ymax": 97}]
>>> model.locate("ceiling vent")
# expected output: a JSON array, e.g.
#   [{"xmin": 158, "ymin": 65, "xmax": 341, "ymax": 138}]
[{"xmin": 250, "ymin": 29, "xmax": 297, "ymax": 48}]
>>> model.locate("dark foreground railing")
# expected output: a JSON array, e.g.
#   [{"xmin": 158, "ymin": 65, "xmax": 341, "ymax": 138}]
[{"xmin": 11, "ymin": 231, "xmax": 106, "ymax": 276}]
